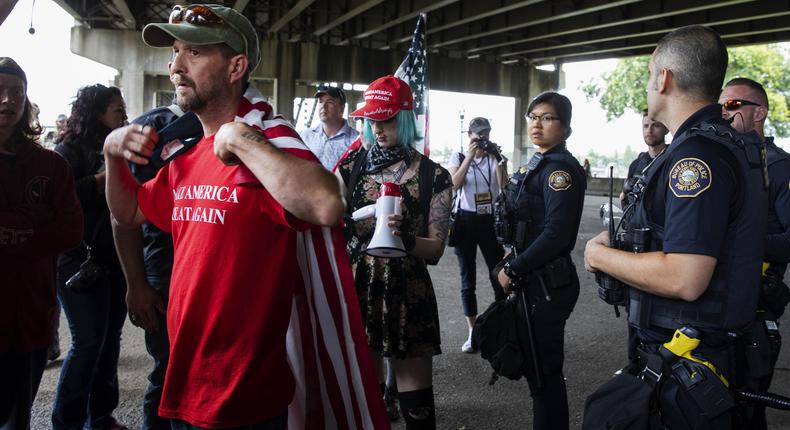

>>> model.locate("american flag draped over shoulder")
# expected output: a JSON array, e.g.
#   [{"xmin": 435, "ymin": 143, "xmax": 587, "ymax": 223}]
[
  {"xmin": 395, "ymin": 13, "xmax": 429, "ymax": 156},
  {"xmin": 234, "ymin": 85, "xmax": 390, "ymax": 430}
]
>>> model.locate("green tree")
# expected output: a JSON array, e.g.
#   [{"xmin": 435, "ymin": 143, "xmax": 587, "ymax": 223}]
[{"xmin": 580, "ymin": 44, "xmax": 790, "ymax": 137}]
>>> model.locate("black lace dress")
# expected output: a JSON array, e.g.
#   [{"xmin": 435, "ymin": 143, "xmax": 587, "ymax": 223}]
[{"xmin": 339, "ymin": 148, "xmax": 452, "ymax": 359}]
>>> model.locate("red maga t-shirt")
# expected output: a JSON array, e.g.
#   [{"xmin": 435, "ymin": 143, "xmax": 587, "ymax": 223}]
[{"xmin": 138, "ymin": 135, "xmax": 310, "ymax": 427}]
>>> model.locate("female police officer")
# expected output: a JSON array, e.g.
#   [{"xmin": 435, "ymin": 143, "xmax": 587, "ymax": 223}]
[{"xmin": 495, "ymin": 92, "xmax": 585, "ymax": 430}]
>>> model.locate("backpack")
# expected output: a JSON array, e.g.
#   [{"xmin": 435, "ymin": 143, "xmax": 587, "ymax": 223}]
[{"xmin": 472, "ymin": 293, "xmax": 538, "ymax": 382}]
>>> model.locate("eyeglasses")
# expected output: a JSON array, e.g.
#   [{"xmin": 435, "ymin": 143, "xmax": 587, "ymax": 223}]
[
  {"xmin": 721, "ymin": 99, "xmax": 761, "ymax": 111},
  {"xmin": 526, "ymin": 114, "xmax": 561, "ymax": 125},
  {"xmin": 169, "ymin": 5, "xmax": 224, "ymax": 26}
]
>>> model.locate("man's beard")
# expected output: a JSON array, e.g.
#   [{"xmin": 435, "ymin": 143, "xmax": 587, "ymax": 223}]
[
  {"xmin": 172, "ymin": 74, "xmax": 219, "ymax": 112},
  {"xmin": 176, "ymin": 91, "xmax": 206, "ymax": 112},
  {"xmin": 645, "ymin": 138, "xmax": 665, "ymax": 147}
]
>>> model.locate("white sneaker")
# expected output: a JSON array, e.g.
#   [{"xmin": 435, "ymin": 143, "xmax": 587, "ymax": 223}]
[{"xmin": 461, "ymin": 337, "xmax": 476, "ymax": 353}]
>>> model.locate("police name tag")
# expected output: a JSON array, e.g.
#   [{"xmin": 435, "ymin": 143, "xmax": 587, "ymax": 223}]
[{"xmin": 475, "ymin": 191, "xmax": 493, "ymax": 215}]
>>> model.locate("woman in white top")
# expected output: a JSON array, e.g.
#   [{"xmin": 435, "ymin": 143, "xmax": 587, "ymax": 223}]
[{"xmin": 447, "ymin": 117, "xmax": 508, "ymax": 353}]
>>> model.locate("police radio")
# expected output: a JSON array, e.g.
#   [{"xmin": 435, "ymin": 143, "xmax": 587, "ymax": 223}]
[{"xmin": 595, "ymin": 165, "xmax": 627, "ymax": 316}]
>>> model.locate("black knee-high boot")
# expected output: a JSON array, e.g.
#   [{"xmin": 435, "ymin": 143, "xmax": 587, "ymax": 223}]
[{"xmin": 398, "ymin": 386, "xmax": 435, "ymax": 430}]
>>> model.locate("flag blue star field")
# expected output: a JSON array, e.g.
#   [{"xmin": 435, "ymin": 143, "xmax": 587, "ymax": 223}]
[{"xmin": 395, "ymin": 13, "xmax": 429, "ymax": 156}]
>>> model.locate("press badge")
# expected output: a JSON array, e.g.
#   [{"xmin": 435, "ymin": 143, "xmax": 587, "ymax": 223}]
[{"xmin": 475, "ymin": 191, "xmax": 493, "ymax": 215}]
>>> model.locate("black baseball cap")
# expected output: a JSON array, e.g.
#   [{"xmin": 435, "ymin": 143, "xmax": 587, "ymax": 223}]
[
  {"xmin": 469, "ymin": 117, "xmax": 491, "ymax": 134},
  {"xmin": 315, "ymin": 85, "xmax": 346, "ymax": 105}
]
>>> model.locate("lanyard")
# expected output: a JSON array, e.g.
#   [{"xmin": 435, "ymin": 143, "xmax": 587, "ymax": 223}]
[{"xmin": 471, "ymin": 156, "xmax": 492, "ymax": 193}]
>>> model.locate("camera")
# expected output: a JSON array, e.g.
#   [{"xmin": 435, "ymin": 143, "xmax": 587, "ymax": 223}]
[
  {"xmin": 475, "ymin": 139, "xmax": 503, "ymax": 162},
  {"xmin": 65, "ymin": 259, "xmax": 106, "ymax": 293}
]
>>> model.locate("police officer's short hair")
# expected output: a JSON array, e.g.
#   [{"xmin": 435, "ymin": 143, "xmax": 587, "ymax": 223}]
[
  {"xmin": 724, "ymin": 77, "xmax": 769, "ymax": 109},
  {"xmin": 527, "ymin": 91, "xmax": 572, "ymax": 138},
  {"xmin": 653, "ymin": 25, "xmax": 727, "ymax": 103}
]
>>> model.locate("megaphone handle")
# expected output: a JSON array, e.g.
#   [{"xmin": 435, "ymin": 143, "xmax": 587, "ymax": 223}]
[{"xmin": 351, "ymin": 204, "xmax": 376, "ymax": 221}]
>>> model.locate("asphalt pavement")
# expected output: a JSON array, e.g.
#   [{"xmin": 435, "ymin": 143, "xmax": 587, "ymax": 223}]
[{"xmin": 30, "ymin": 195, "xmax": 790, "ymax": 429}]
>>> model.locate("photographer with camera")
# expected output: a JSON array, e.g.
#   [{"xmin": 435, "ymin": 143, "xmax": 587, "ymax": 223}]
[
  {"xmin": 493, "ymin": 93, "xmax": 586, "ymax": 430},
  {"xmin": 448, "ymin": 117, "xmax": 508, "ymax": 353}
]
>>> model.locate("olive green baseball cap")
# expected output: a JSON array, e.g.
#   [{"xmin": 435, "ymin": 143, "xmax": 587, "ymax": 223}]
[{"xmin": 142, "ymin": 4, "xmax": 260, "ymax": 71}]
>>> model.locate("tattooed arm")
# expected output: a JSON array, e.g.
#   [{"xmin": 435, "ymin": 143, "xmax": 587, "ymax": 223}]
[
  {"xmin": 215, "ymin": 122, "xmax": 345, "ymax": 226},
  {"xmin": 409, "ymin": 186, "xmax": 452, "ymax": 261}
]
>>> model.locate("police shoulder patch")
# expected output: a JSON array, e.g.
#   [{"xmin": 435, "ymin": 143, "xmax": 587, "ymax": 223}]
[
  {"xmin": 668, "ymin": 157, "xmax": 712, "ymax": 198},
  {"xmin": 548, "ymin": 170, "xmax": 572, "ymax": 191}
]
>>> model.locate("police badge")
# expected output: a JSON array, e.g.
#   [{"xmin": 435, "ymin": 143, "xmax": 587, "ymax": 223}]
[
  {"xmin": 548, "ymin": 170, "xmax": 572, "ymax": 191},
  {"xmin": 669, "ymin": 157, "xmax": 711, "ymax": 198}
]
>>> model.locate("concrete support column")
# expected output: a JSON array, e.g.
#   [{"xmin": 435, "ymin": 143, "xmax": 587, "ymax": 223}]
[
  {"xmin": 119, "ymin": 69, "xmax": 145, "ymax": 119},
  {"xmin": 71, "ymin": 26, "xmax": 173, "ymax": 120},
  {"xmin": 511, "ymin": 65, "xmax": 561, "ymax": 167}
]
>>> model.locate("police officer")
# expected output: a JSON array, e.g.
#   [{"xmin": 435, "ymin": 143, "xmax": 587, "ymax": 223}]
[
  {"xmin": 619, "ymin": 111, "xmax": 668, "ymax": 208},
  {"xmin": 719, "ymin": 77, "xmax": 790, "ymax": 429},
  {"xmin": 585, "ymin": 25, "xmax": 767, "ymax": 428},
  {"xmin": 496, "ymin": 91, "xmax": 585, "ymax": 430},
  {"xmin": 616, "ymin": 111, "xmax": 670, "ymax": 375}
]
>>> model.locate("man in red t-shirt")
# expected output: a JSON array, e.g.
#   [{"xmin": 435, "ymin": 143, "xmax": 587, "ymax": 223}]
[{"xmin": 103, "ymin": 5, "xmax": 348, "ymax": 429}]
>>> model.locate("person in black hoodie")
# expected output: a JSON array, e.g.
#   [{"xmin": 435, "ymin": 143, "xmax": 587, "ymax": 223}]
[{"xmin": 53, "ymin": 84, "xmax": 129, "ymax": 430}]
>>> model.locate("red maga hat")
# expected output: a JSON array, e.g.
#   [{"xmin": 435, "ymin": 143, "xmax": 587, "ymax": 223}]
[{"xmin": 350, "ymin": 76, "xmax": 413, "ymax": 121}]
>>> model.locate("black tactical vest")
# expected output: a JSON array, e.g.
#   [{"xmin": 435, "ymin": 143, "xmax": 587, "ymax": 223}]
[
  {"xmin": 627, "ymin": 122, "xmax": 768, "ymax": 332},
  {"xmin": 504, "ymin": 145, "xmax": 586, "ymax": 255},
  {"xmin": 765, "ymin": 137, "xmax": 790, "ymax": 278}
]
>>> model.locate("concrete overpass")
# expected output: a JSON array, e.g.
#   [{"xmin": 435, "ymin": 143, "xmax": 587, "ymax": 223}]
[{"xmin": 55, "ymin": 0, "xmax": 790, "ymax": 163}]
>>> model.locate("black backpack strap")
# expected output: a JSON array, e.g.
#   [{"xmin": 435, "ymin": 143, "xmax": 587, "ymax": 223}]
[
  {"xmin": 418, "ymin": 154, "xmax": 437, "ymax": 236},
  {"xmin": 343, "ymin": 147, "xmax": 368, "ymax": 216}
]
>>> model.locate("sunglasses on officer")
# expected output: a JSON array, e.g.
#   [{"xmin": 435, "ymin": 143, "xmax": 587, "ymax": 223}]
[
  {"xmin": 721, "ymin": 99, "xmax": 761, "ymax": 111},
  {"xmin": 169, "ymin": 5, "xmax": 224, "ymax": 26}
]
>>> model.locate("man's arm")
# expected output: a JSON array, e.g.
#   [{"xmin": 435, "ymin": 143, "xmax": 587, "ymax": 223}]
[
  {"xmin": 103, "ymin": 124, "xmax": 158, "ymax": 226},
  {"xmin": 112, "ymin": 220, "xmax": 163, "ymax": 332},
  {"xmin": 215, "ymin": 122, "xmax": 344, "ymax": 226},
  {"xmin": 585, "ymin": 231, "xmax": 716, "ymax": 301}
]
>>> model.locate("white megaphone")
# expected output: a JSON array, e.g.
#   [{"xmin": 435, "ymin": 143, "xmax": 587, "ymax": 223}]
[{"xmin": 351, "ymin": 182, "xmax": 407, "ymax": 258}]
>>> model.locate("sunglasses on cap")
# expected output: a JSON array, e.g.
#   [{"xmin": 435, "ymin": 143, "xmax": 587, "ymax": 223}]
[
  {"xmin": 721, "ymin": 99, "xmax": 761, "ymax": 111},
  {"xmin": 169, "ymin": 5, "xmax": 224, "ymax": 26}
]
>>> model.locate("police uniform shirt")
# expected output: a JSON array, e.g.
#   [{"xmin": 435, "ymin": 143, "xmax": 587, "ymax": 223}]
[
  {"xmin": 509, "ymin": 142, "xmax": 585, "ymax": 274},
  {"xmin": 627, "ymin": 151, "xmax": 654, "ymax": 180},
  {"xmin": 765, "ymin": 137, "xmax": 790, "ymax": 276},
  {"xmin": 635, "ymin": 104, "xmax": 749, "ymax": 342},
  {"xmin": 646, "ymin": 105, "xmax": 739, "ymax": 257}
]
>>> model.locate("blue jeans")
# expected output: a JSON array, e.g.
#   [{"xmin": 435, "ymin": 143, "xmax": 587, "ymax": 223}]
[
  {"xmin": 170, "ymin": 412, "xmax": 287, "ymax": 430},
  {"xmin": 452, "ymin": 211, "xmax": 506, "ymax": 316},
  {"xmin": 0, "ymin": 348, "xmax": 47, "ymax": 430},
  {"xmin": 52, "ymin": 261, "xmax": 127, "ymax": 430},
  {"xmin": 143, "ymin": 282, "xmax": 171, "ymax": 430}
]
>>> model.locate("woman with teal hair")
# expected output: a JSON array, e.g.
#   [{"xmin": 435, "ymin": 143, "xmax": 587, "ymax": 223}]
[{"xmin": 336, "ymin": 76, "xmax": 452, "ymax": 429}]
